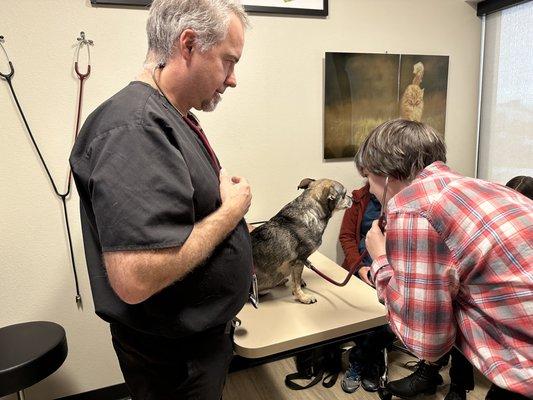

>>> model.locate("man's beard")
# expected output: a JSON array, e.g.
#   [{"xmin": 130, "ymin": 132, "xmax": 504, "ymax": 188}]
[{"xmin": 199, "ymin": 92, "xmax": 221, "ymax": 112}]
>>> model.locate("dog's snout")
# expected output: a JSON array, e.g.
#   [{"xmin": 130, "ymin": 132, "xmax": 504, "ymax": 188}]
[{"xmin": 341, "ymin": 193, "xmax": 353, "ymax": 209}]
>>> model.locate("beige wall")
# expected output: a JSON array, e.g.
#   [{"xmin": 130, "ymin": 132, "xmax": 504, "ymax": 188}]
[{"xmin": 0, "ymin": 0, "xmax": 480, "ymax": 398}]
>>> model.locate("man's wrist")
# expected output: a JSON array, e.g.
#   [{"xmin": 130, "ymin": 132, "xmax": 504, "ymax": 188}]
[{"xmin": 216, "ymin": 203, "xmax": 241, "ymax": 232}]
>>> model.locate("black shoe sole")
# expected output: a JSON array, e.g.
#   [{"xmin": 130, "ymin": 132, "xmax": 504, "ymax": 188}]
[
  {"xmin": 362, "ymin": 382, "xmax": 379, "ymax": 392},
  {"xmin": 388, "ymin": 380, "xmax": 443, "ymax": 399},
  {"xmin": 389, "ymin": 387, "xmax": 441, "ymax": 399}
]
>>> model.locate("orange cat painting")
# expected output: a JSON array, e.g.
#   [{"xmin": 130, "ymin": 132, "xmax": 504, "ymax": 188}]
[{"xmin": 400, "ymin": 62, "xmax": 424, "ymax": 121}]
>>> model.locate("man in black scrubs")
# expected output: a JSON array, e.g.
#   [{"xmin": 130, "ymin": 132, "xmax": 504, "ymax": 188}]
[{"xmin": 69, "ymin": 1, "xmax": 252, "ymax": 398}]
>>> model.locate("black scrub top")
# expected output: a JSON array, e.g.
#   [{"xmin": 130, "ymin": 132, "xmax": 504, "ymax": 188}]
[{"xmin": 70, "ymin": 81, "xmax": 252, "ymax": 338}]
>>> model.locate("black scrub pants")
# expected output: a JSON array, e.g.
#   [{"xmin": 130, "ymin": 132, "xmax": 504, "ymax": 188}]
[
  {"xmin": 110, "ymin": 322, "xmax": 234, "ymax": 400},
  {"xmin": 448, "ymin": 347, "xmax": 474, "ymax": 389},
  {"xmin": 445, "ymin": 348, "xmax": 527, "ymax": 400}
]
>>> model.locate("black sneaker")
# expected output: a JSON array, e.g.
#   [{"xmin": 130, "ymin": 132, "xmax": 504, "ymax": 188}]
[
  {"xmin": 361, "ymin": 361, "xmax": 381, "ymax": 392},
  {"xmin": 340, "ymin": 361, "xmax": 362, "ymax": 393},
  {"xmin": 387, "ymin": 361, "xmax": 443, "ymax": 398}
]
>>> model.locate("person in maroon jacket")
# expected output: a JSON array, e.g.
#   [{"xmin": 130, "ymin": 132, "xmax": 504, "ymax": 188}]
[
  {"xmin": 339, "ymin": 183, "xmax": 375, "ymax": 285},
  {"xmin": 339, "ymin": 183, "xmax": 399, "ymax": 393}
]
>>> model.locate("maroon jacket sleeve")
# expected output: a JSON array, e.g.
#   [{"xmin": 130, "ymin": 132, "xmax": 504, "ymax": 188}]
[{"xmin": 339, "ymin": 184, "xmax": 370, "ymax": 272}]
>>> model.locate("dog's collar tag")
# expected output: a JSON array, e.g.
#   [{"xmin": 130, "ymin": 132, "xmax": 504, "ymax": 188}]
[{"xmin": 249, "ymin": 273, "xmax": 259, "ymax": 309}]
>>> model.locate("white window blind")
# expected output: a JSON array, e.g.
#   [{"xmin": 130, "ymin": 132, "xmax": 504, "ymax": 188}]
[{"xmin": 477, "ymin": 1, "xmax": 533, "ymax": 183}]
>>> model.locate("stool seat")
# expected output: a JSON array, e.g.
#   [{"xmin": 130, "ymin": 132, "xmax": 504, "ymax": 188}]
[{"xmin": 0, "ymin": 321, "xmax": 68, "ymax": 397}]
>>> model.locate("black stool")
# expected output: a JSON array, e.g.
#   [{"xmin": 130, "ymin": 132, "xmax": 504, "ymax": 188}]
[{"xmin": 0, "ymin": 321, "xmax": 68, "ymax": 400}]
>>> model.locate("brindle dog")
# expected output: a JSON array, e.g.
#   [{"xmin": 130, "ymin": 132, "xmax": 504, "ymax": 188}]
[{"xmin": 251, "ymin": 178, "xmax": 352, "ymax": 304}]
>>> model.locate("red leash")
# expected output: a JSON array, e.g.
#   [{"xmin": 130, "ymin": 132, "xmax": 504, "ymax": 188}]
[
  {"xmin": 303, "ymin": 250, "xmax": 369, "ymax": 287},
  {"xmin": 305, "ymin": 180, "xmax": 389, "ymax": 287}
]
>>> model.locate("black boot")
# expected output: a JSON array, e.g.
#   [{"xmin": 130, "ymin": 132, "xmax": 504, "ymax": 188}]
[
  {"xmin": 485, "ymin": 384, "xmax": 530, "ymax": 400},
  {"xmin": 444, "ymin": 383, "xmax": 467, "ymax": 400},
  {"xmin": 387, "ymin": 361, "xmax": 443, "ymax": 398}
]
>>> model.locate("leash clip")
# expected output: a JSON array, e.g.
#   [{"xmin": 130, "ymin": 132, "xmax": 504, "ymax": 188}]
[{"xmin": 249, "ymin": 273, "xmax": 259, "ymax": 309}]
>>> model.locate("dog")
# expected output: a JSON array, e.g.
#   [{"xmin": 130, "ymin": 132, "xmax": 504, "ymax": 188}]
[{"xmin": 251, "ymin": 178, "xmax": 353, "ymax": 304}]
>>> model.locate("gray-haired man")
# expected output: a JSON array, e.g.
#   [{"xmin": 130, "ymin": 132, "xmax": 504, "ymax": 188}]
[{"xmin": 70, "ymin": 1, "xmax": 252, "ymax": 398}]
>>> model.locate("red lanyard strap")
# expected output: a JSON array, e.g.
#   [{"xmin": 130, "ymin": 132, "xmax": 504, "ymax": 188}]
[{"xmin": 182, "ymin": 115, "xmax": 221, "ymax": 172}]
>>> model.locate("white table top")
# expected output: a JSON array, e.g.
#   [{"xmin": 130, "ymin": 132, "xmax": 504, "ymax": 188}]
[{"xmin": 233, "ymin": 251, "xmax": 387, "ymax": 358}]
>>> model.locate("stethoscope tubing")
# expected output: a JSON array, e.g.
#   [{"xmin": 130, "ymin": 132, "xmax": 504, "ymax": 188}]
[{"xmin": 1, "ymin": 37, "xmax": 92, "ymax": 306}]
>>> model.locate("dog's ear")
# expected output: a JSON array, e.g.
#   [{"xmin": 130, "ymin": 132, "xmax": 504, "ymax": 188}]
[{"xmin": 297, "ymin": 178, "xmax": 315, "ymax": 190}]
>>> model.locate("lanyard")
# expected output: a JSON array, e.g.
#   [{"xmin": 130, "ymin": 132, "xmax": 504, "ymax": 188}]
[
  {"xmin": 184, "ymin": 114, "xmax": 261, "ymax": 308},
  {"xmin": 149, "ymin": 65, "xmax": 221, "ymax": 173},
  {"xmin": 149, "ymin": 66, "xmax": 260, "ymax": 306},
  {"xmin": 182, "ymin": 114, "xmax": 221, "ymax": 173}
]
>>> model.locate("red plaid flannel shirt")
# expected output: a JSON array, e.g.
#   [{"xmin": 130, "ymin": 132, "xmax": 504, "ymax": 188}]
[{"xmin": 370, "ymin": 162, "xmax": 533, "ymax": 396}]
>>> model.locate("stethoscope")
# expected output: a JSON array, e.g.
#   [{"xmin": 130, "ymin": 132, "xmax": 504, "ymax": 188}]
[{"xmin": 0, "ymin": 32, "xmax": 93, "ymax": 307}]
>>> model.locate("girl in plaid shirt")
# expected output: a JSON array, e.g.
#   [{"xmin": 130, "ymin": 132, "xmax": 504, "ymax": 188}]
[{"xmin": 356, "ymin": 119, "xmax": 533, "ymax": 399}]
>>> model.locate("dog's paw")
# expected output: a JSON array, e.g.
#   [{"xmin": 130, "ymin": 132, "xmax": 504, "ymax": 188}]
[{"xmin": 296, "ymin": 294, "xmax": 317, "ymax": 304}]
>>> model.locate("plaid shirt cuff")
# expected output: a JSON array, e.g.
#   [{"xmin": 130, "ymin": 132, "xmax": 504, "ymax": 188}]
[{"xmin": 369, "ymin": 254, "xmax": 389, "ymax": 284}]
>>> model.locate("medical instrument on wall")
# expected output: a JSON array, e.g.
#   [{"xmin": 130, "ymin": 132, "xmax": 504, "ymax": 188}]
[
  {"xmin": 0, "ymin": 33, "xmax": 94, "ymax": 307},
  {"xmin": 73, "ymin": 32, "xmax": 92, "ymax": 146}
]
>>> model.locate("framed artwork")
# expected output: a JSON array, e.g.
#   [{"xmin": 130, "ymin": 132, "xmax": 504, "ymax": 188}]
[
  {"xmin": 90, "ymin": 0, "xmax": 329, "ymax": 16},
  {"xmin": 324, "ymin": 52, "xmax": 449, "ymax": 159},
  {"xmin": 90, "ymin": 0, "xmax": 150, "ymax": 5},
  {"xmin": 242, "ymin": 0, "xmax": 328, "ymax": 16}
]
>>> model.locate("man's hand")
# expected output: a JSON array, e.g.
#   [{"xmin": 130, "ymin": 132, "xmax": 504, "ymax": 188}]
[
  {"xmin": 358, "ymin": 266, "xmax": 374, "ymax": 287},
  {"xmin": 366, "ymin": 220, "xmax": 386, "ymax": 262},
  {"xmin": 219, "ymin": 168, "xmax": 252, "ymax": 223},
  {"xmin": 104, "ymin": 170, "xmax": 252, "ymax": 304}
]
